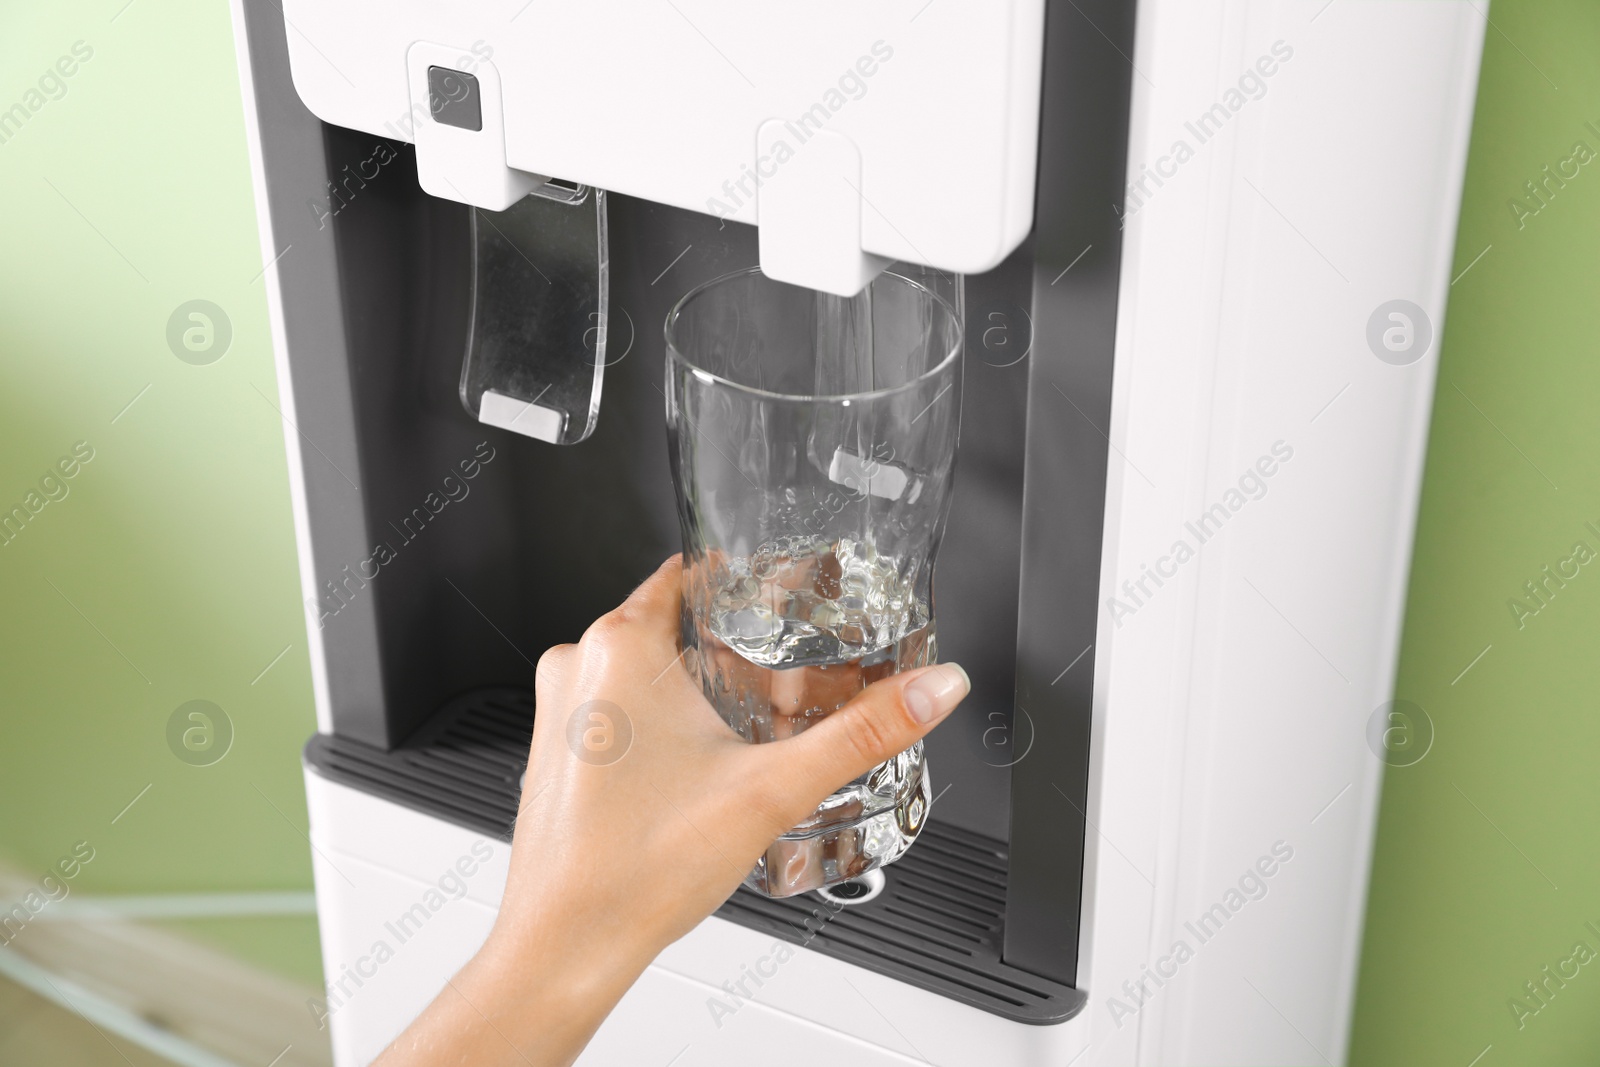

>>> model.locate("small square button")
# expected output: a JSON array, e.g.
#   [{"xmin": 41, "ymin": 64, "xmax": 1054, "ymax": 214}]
[{"xmin": 428, "ymin": 66, "xmax": 482, "ymax": 132}]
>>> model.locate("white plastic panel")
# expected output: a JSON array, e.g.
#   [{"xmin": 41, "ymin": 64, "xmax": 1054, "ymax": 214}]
[
  {"xmin": 279, "ymin": 1, "xmax": 1046, "ymax": 294},
  {"xmin": 1074, "ymin": 3, "xmax": 1486, "ymax": 1065}
]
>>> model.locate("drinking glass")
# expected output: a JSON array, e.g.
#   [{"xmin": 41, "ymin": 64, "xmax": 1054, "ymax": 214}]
[{"xmin": 665, "ymin": 266, "xmax": 963, "ymax": 898}]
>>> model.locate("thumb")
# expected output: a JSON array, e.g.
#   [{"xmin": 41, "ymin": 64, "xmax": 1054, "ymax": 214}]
[{"xmin": 774, "ymin": 663, "xmax": 970, "ymax": 803}]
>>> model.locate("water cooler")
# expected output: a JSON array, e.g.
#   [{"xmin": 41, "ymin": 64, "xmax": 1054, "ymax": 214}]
[{"xmin": 228, "ymin": 0, "xmax": 1486, "ymax": 1062}]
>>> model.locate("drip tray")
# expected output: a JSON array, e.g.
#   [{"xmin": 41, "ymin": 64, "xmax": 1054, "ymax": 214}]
[{"xmin": 303, "ymin": 686, "xmax": 1087, "ymax": 1025}]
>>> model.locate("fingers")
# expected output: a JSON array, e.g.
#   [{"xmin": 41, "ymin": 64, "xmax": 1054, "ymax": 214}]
[
  {"xmin": 626, "ymin": 554, "xmax": 684, "ymax": 608},
  {"xmin": 535, "ymin": 643, "xmax": 576, "ymax": 698},
  {"xmin": 771, "ymin": 664, "xmax": 970, "ymax": 802},
  {"xmin": 561, "ymin": 556, "xmax": 688, "ymax": 700},
  {"xmin": 602, "ymin": 554, "xmax": 683, "ymax": 644}
]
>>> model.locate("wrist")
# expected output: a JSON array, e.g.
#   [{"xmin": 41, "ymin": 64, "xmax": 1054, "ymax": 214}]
[{"xmin": 456, "ymin": 907, "xmax": 657, "ymax": 1050}]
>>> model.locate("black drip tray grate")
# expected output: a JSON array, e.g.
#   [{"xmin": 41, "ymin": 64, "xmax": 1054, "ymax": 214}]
[
  {"xmin": 719, "ymin": 820, "xmax": 1084, "ymax": 1022},
  {"xmin": 305, "ymin": 688, "xmax": 535, "ymax": 840},
  {"xmin": 303, "ymin": 687, "xmax": 1085, "ymax": 1024}
]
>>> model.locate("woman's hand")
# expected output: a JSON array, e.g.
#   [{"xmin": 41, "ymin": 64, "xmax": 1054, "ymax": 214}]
[{"xmin": 374, "ymin": 556, "xmax": 970, "ymax": 1067}]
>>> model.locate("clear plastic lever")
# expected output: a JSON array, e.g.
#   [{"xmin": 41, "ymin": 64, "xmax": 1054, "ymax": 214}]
[{"xmin": 459, "ymin": 183, "xmax": 608, "ymax": 444}]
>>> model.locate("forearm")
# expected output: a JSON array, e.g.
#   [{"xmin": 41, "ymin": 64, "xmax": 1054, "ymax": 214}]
[{"xmin": 373, "ymin": 928, "xmax": 650, "ymax": 1067}]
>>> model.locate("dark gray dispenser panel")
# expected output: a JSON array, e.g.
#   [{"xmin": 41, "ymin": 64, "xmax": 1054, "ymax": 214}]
[{"xmin": 239, "ymin": 0, "xmax": 1135, "ymax": 1021}]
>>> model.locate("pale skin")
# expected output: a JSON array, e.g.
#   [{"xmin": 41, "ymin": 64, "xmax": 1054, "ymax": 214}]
[{"xmin": 373, "ymin": 557, "xmax": 970, "ymax": 1067}]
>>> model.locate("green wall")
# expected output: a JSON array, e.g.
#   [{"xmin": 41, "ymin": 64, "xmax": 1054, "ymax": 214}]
[
  {"xmin": 1349, "ymin": 2, "xmax": 1600, "ymax": 1064},
  {"xmin": 1, "ymin": 0, "xmax": 1597, "ymax": 1062},
  {"xmin": 0, "ymin": 1, "xmax": 320, "ymax": 985}
]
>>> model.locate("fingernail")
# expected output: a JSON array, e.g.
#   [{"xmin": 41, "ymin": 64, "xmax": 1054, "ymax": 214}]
[{"xmin": 904, "ymin": 663, "xmax": 971, "ymax": 725}]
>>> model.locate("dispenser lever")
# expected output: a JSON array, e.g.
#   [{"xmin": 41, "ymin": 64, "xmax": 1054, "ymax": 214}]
[{"xmin": 458, "ymin": 184, "xmax": 609, "ymax": 445}]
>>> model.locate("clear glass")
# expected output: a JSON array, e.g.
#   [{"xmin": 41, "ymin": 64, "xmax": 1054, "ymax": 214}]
[{"xmin": 664, "ymin": 266, "xmax": 963, "ymax": 898}]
